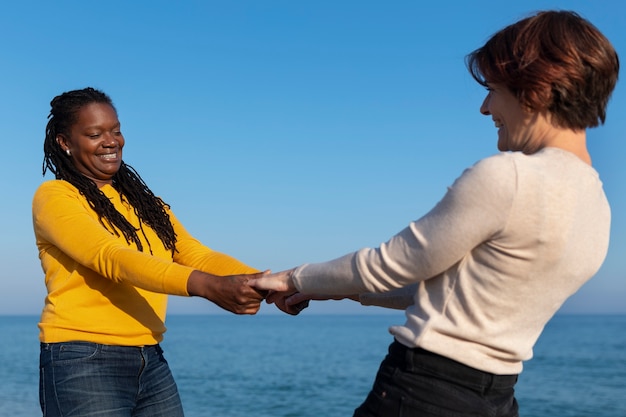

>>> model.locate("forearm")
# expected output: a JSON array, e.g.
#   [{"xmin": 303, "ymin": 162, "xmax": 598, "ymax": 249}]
[
  {"xmin": 97, "ymin": 245, "xmax": 193, "ymax": 295},
  {"xmin": 292, "ymin": 253, "xmax": 369, "ymax": 295},
  {"xmin": 358, "ymin": 284, "xmax": 416, "ymax": 309}
]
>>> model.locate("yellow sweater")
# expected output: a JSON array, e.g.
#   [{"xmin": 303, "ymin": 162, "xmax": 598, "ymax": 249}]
[{"xmin": 32, "ymin": 180, "xmax": 256, "ymax": 346}]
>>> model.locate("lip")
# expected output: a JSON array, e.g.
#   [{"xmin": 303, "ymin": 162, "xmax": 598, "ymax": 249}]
[{"xmin": 97, "ymin": 152, "xmax": 120, "ymax": 161}]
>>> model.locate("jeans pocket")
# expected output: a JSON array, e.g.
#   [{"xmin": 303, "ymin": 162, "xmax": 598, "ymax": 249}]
[{"xmin": 54, "ymin": 342, "xmax": 100, "ymax": 365}]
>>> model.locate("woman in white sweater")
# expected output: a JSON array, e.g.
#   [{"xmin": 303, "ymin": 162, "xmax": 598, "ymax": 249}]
[{"xmin": 251, "ymin": 10, "xmax": 619, "ymax": 417}]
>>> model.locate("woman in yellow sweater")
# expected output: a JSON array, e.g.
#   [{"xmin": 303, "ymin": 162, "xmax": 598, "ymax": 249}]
[{"xmin": 33, "ymin": 87, "xmax": 266, "ymax": 417}]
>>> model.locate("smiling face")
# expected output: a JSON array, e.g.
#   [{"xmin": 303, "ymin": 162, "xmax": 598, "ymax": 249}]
[
  {"xmin": 479, "ymin": 83, "xmax": 551, "ymax": 154},
  {"xmin": 57, "ymin": 102, "xmax": 124, "ymax": 187}
]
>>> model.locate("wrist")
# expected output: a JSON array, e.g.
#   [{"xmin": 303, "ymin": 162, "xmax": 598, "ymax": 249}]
[
  {"xmin": 287, "ymin": 268, "xmax": 298, "ymax": 292},
  {"xmin": 187, "ymin": 270, "xmax": 214, "ymax": 298}
]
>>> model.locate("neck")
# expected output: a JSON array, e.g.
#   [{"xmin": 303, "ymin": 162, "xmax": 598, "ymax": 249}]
[
  {"xmin": 544, "ymin": 129, "xmax": 591, "ymax": 165},
  {"xmin": 520, "ymin": 112, "xmax": 592, "ymax": 165}
]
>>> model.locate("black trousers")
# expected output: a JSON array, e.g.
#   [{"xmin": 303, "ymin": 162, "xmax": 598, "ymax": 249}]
[{"xmin": 354, "ymin": 341, "xmax": 519, "ymax": 417}]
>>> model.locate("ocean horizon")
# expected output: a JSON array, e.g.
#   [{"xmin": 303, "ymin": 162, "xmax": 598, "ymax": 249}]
[{"xmin": 1, "ymin": 313, "xmax": 624, "ymax": 417}]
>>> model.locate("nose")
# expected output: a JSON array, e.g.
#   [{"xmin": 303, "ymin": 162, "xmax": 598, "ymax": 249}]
[
  {"xmin": 480, "ymin": 93, "xmax": 491, "ymax": 115},
  {"xmin": 103, "ymin": 132, "xmax": 118, "ymax": 147}
]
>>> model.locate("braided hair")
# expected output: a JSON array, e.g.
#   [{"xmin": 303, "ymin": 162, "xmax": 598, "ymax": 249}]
[{"xmin": 43, "ymin": 87, "xmax": 177, "ymax": 254}]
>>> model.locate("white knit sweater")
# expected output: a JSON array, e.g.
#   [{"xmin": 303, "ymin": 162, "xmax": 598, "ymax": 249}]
[{"xmin": 293, "ymin": 148, "xmax": 610, "ymax": 374}]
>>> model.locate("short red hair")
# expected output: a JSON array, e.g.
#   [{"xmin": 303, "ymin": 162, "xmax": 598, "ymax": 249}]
[{"xmin": 466, "ymin": 10, "xmax": 619, "ymax": 130}]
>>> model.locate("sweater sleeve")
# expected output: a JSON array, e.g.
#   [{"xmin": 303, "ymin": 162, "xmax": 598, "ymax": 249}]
[
  {"xmin": 358, "ymin": 284, "xmax": 417, "ymax": 309},
  {"xmin": 33, "ymin": 182, "xmax": 191, "ymax": 296},
  {"xmin": 292, "ymin": 154, "xmax": 517, "ymax": 294}
]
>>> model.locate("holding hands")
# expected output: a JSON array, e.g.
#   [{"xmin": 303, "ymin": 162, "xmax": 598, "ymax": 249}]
[
  {"xmin": 249, "ymin": 269, "xmax": 297, "ymax": 294},
  {"xmin": 186, "ymin": 267, "xmax": 360, "ymax": 316},
  {"xmin": 249, "ymin": 269, "xmax": 355, "ymax": 315},
  {"xmin": 187, "ymin": 270, "xmax": 269, "ymax": 315},
  {"xmin": 248, "ymin": 269, "xmax": 305, "ymax": 315}
]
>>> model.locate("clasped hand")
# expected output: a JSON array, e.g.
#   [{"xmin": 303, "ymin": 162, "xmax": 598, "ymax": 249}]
[
  {"xmin": 187, "ymin": 270, "xmax": 269, "ymax": 315},
  {"xmin": 248, "ymin": 269, "xmax": 347, "ymax": 315},
  {"xmin": 247, "ymin": 269, "xmax": 305, "ymax": 315},
  {"xmin": 188, "ymin": 268, "xmax": 352, "ymax": 316}
]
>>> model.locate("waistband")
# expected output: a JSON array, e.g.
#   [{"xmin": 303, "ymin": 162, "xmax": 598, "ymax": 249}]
[
  {"xmin": 388, "ymin": 340, "xmax": 518, "ymax": 391},
  {"xmin": 40, "ymin": 342, "xmax": 161, "ymax": 352}
]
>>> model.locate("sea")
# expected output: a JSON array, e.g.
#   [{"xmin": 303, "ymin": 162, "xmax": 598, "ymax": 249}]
[{"xmin": 1, "ymin": 314, "xmax": 624, "ymax": 417}]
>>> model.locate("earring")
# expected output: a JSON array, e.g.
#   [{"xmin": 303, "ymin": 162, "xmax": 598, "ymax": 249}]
[{"xmin": 66, "ymin": 149, "xmax": 71, "ymax": 156}]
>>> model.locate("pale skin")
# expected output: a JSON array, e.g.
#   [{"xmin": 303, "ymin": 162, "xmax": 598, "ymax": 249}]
[
  {"xmin": 249, "ymin": 269, "xmax": 357, "ymax": 315},
  {"xmin": 481, "ymin": 83, "xmax": 591, "ymax": 164},
  {"xmin": 59, "ymin": 102, "xmax": 267, "ymax": 315},
  {"xmin": 248, "ymin": 83, "xmax": 592, "ymax": 314}
]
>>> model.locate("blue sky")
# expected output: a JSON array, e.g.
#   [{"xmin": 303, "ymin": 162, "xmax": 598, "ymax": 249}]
[{"xmin": 1, "ymin": 0, "xmax": 624, "ymax": 315}]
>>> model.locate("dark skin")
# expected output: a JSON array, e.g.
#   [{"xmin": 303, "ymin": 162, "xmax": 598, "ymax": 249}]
[{"xmin": 187, "ymin": 270, "xmax": 268, "ymax": 315}]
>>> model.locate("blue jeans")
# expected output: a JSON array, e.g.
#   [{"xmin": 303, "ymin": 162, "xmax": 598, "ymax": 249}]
[
  {"xmin": 40, "ymin": 342, "xmax": 184, "ymax": 417},
  {"xmin": 353, "ymin": 341, "xmax": 519, "ymax": 417}
]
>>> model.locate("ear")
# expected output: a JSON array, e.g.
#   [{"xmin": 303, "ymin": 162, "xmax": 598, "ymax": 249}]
[{"xmin": 56, "ymin": 134, "xmax": 69, "ymax": 153}]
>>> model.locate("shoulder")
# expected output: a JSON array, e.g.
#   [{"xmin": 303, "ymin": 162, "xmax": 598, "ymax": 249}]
[
  {"xmin": 33, "ymin": 180, "xmax": 82, "ymax": 208},
  {"xmin": 34, "ymin": 179, "xmax": 78, "ymax": 195},
  {"xmin": 469, "ymin": 152, "xmax": 518, "ymax": 174},
  {"xmin": 454, "ymin": 153, "xmax": 518, "ymax": 190},
  {"xmin": 437, "ymin": 153, "xmax": 521, "ymax": 213}
]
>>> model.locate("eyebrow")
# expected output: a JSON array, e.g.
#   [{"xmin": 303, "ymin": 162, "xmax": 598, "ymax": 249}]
[{"xmin": 82, "ymin": 122, "xmax": 121, "ymax": 130}]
